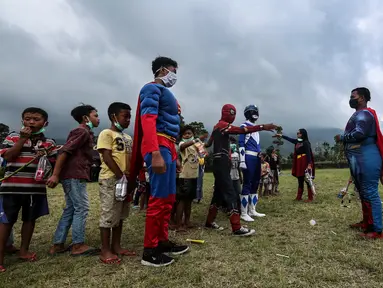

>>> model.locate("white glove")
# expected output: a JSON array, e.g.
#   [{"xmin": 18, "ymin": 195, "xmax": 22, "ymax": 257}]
[{"xmin": 240, "ymin": 161, "xmax": 247, "ymax": 170}]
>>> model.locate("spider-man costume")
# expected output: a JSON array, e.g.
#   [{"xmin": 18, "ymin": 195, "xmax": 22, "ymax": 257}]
[
  {"xmin": 129, "ymin": 82, "xmax": 182, "ymax": 250},
  {"xmin": 343, "ymin": 108, "xmax": 383, "ymax": 238},
  {"xmin": 205, "ymin": 104, "xmax": 269, "ymax": 236}
]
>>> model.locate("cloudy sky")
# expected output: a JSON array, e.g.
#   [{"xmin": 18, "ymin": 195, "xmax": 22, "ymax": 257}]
[{"xmin": 1, "ymin": 0, "xmax": 383, "ymax": 139}]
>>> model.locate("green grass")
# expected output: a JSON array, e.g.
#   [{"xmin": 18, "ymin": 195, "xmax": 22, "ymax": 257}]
[{"xmin": 2, "ymin": 169, "xmax": 383, "ymax": 288}]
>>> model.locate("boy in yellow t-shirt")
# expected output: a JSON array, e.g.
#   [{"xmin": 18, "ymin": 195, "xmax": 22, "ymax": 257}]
[{"xmin": 97, "ymin": 102, "xmax": 134, "ymax": 264}]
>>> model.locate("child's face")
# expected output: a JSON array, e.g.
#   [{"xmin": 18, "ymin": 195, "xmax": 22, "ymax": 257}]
[
  {"xmin": 87, "ymin": 110, "xmax": 100, "ymax": 128},
  {"xmin": 22, "ymin": 112, "xmax": 47, "ymax": 133},
  {"xmin": 182, "ymin": 129, "xmax": 194, "ymax": 140},
  {"xmin": 116, "ymin": 109, "xmax": 131, "ymax": 129}
]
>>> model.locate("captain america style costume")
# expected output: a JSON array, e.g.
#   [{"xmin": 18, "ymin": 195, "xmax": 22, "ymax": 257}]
[
  {"xmin": 204, "ymin": 104, "xmax": 277, "ymax": 236},
  {"xmin": 342, "ymin": 108, "xmax": 383, "ymax": 238},
  {"xmin": 239, "ymin": 105, "xmax": 266, "ymax": 222},
  {"xmin": 129, "ymin": 60, "xmax": 189, "ymax": 267}
]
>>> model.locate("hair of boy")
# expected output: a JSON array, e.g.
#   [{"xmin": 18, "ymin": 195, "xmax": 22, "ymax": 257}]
[
  {"xmin": 22, "ymin": 107, "xmax": 49, "ymax": 121},
  {"xmin": 70, "ymin": 104, "xmax": 97, "ymax": 124},
  {"xmin": 229, "ymin": 136, "xmax": 237, "ymax": 144},
  {"xmin": 152, "ymin": 56, "xmax": 178, "ymax": 77},
  {"xmin": 180, "ymin": 125, "xmax": 195, "ymax": 137},
  {"xmin": 107, "ymin": 102, "xmax": 131, "ymax": 121}
]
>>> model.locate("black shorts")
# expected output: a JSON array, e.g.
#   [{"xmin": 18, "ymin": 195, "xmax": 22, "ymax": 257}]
[
  {"xmin": 177, "ymin": 178, "xmax": 197, "ymax": 201},
  {"xmin": 0, "ymin": 194, "xmax": 49, "ymax": 224}
]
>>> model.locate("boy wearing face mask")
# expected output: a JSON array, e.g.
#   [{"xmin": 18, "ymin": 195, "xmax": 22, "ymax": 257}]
[
  {"xmin": 128, "ymin": 56, "xmax": 189, "ymax": 267},
  {"xmin": 0, "ymin": 107, "xmax": 57, "ymax": 272},
  {"xmin": 47, "ymin": 104, "xmax": 100, "ymax": 257},
  {"xmin": 229, "ymin": 137, "xmax": 242, "ymax": 209},
  {"xmin": 175, "ymin": 126, "xmax": 206, "ymax": 232},
  {"xmin": 97, "ymin": 102, "xmax": 135, "ymax": 264}
]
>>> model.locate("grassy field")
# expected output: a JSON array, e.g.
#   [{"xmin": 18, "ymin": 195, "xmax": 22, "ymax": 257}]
[{"xmin": 1, "ymin": 169, "xmax": 383, "ymax": 288}]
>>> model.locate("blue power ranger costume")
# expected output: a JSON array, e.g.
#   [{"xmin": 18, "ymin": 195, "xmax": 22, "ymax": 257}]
[{"xmin": 238, "ymin": 105, "xmax": 266, "ymax": 222}]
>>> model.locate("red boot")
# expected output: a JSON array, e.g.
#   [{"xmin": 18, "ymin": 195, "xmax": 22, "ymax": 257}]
[
  {"xmin": 295, "ymin": 188, "xmax": 303, "ymax": 201},
  {"xmin": 304, "ymin": 187, "xmax": 313, "ymax": 203},
  {"xmin": 350, "ymin": 201, "xmax": 369, "ymax": 230},
  {"xmin": 229, "ymin": 211, "xmax": 241, "ymax": 232}
]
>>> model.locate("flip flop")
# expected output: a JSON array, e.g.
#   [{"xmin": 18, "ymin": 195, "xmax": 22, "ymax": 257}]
[
  {"xmin": 117, "ymin": 249, "xmax": 136, "ymax": 257},
  {"xmin": 48, "ymin": 246, "xmax": 71, "ymax": 256},
  {"xmin": 99, "ymin": 256, "xmax": 121, "ymax": 264},
  {"xmin": 70, "ymin": 247, "xmax": 100, "ymax": 257},
  {"xmin": 0, "ymin": 265, "xmax": 6, "ymax": 273},
  {"xmin": 18, "ymin": 252, "xmax": 37, "ymax": 262}
]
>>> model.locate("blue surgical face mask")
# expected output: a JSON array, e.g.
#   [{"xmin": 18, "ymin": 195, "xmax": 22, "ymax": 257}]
[
  {"xmin": 113, "ymin": 115, "xmax": 125, "ymax": 131},
  {"xmin": 230, "ymin": 143, "xmax": 237, "ymax": 152},
  {"xmin": 297, "ymin": 138, "xmax": 303, "ymax": 142},
  {"xmin": 85, "ymin": 116, "xmax": 94, "ymax": 130}
]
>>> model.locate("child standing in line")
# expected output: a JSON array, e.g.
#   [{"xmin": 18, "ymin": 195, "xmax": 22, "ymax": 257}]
[
  {"xmin": 230, "ymin": 137, "xmax": 242, "ymax": 210},
  {"xmin": 176, "ymin": 126, "xmax": 206, "ymax": 231},
  {"xmin": 259, "ymin": 152, "xmax": 272, "ymax": 197},
  {"xmin": 0, "ymin": 107, "xmax": 57, "ymax": 272},
  {"xmin": 47, "ymin": 104, "xmax": 100, "ymax": 257},
  {"xmin": 97, "ymin": 102, "xmax": 135, "ymax": 264}
]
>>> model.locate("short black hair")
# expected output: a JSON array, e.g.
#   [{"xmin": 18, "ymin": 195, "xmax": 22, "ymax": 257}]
[
  {"xmin": 22, "ymin": 107, "xmax": 48, "ymax": 121},
  {"xmin": 152, "ymin": 56, "xmax": 178, "ymax": 76},
  {"xmin": 180, "ymin": 125, "xmax": 195, "ymax": 136},
  {"xmin": 229, "ymin": 136, "xmax": 237, "ymax": 143},
  {"xmin": 107, "ymin": 102, "xmax": 131, "ymax": 121},
  {"xmin": 352, "ymin": 87, "xmax": 371, "ymax": 102},
  {"xmin": 71, "ymin": 104, "xmax": 97, "ymax": 124}
]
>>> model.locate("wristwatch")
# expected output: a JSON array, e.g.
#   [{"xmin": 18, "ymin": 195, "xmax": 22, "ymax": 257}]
[{"xmin": 260, "ymin": 125, "xmax": 264, "ymax": 130}]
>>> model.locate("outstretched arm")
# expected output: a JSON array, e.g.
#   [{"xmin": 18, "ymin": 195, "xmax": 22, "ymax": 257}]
[
  {"xmin": 281, "ymin": 135, "xmax": 298, "ymax": 144},
  {"xmin": 224, "ymin": 124, "xmax": 264, "ymax": 135}
]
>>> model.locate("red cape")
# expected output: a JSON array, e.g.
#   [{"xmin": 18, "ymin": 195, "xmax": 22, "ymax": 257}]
[
  {"xmin": 365, "ymin": 108, "xmax": 383, "ymax": 170},
  {"xmin": 128, "ymin": 96, "xmax": 144, "ymax": 194}
]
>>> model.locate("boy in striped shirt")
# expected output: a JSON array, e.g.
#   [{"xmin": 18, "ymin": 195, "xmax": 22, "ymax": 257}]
[{"xmin": 0, "ymin": 107, "xmax": 56, "ymax": 272}]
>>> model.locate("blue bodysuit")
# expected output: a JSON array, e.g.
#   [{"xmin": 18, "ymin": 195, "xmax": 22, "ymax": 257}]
[{"xmin": 342, "ymin": 109, "xmax": 382, "ymax": 233}]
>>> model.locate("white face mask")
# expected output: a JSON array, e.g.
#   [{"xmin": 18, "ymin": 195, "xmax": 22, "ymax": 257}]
[{"xmin": 156, "ymin": 67, "xmax": 177, "ymax": 88}]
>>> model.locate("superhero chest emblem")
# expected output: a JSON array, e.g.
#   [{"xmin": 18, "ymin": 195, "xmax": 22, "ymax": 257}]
[{"xmin": 187, "ymin": 154, "xmax": 198, "ymax": 164}]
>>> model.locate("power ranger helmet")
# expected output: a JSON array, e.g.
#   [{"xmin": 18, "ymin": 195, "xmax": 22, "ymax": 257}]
[{"xmin": 244, "ymin": 105, "xmax": 259, "ymax": 121}]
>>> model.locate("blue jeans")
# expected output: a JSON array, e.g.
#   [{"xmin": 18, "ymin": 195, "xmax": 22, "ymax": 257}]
[{"xmin": 53, "ymin": 179, "xmax": 89, "ymax": 245}]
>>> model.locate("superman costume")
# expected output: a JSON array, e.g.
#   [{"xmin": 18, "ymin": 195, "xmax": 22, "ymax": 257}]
[
  {"xmin": 129, "ymin": 81, "xmax": 188, "ymax": 265},
  {"xmin": 204, "ymin": 104, "xmax": 270, "ymax": 236},
  {"xmin": 282, "ymin": 129, "xmax": 315, "ymax": 202},
  {"xmin": 342, "ymin": 108, "xmax": 383, "ymax": 238}
]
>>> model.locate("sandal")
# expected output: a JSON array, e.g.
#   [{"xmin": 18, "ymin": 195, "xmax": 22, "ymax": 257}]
[
  {"xmin": 48, "ymin": 245, "xmax": 71, "ymax": 256},
  {"xmin": 0, "ymin": 265, "xmax": 6, "ymax": 273},
  {"xmin": 99, "ymin": 256, "xmax": 121, "ymax": 264},
  {"xmin": 18, "ymin": 252, "xmax": 37, "ymax": 262}
]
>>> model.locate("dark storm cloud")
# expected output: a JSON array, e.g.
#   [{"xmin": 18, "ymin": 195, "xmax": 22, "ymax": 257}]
[{"xmin": 1, "ymin": 0, "xmax": 383, "ymax": 139}]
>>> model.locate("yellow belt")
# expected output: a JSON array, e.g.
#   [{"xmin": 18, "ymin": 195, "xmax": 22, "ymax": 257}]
[
  {"xmin": 297, "ymin": 154, "xmax": 306, "ymax": 159},
  {"xmin": 157, "ymin": 132, "xmax": 176, "ymax": 143}
]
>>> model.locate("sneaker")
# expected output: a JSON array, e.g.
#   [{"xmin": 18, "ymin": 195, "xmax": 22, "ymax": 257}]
[
  {"xmin": 141, "ymin": 248, "xmax": 174, "ymax": 267},
  {"xmin": 233, "ymin": 226, "xmax": 256, "ymax": 237},
  {"xmin": 158, "ymin": 240, "xmax": 189, "ymax": 256},
  {"xmin": 205, "ymin": 222, "xmax": 224, "ymax": 231}
]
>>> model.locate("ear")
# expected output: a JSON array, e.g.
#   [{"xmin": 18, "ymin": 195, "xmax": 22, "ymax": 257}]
[{"xmin": 44, "ymin": 121, "xmax": 49, "ymax": 127}]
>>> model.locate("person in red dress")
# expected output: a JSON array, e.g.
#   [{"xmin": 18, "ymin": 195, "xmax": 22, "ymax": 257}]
[{"xmin": 276, "ymin": 129, "xmax": 315, "ymax": 202}]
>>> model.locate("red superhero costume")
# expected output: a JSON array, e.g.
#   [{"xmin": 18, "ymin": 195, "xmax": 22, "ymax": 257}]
[
  {"xmin": 282, "ymin": 129, "xmax": 315, "ymax": 202},
  {"xmin": 204, "ymin": 104, "xmax": 271, "ymax": 236},
  {"xmin": 129, "ymin": 82, "xmax": 188, "ymax": 267}
]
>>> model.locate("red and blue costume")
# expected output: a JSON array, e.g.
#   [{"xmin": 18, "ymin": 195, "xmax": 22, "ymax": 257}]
[
  {"xmin": 342, "ymin": 108, "xmax": 383, "ymax": 238},
  {"xmin": 129, "ymin": 82, "xmax": 180, "ymax": 249}
]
